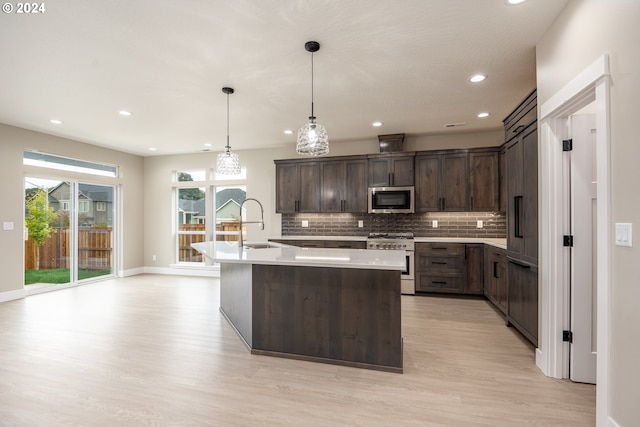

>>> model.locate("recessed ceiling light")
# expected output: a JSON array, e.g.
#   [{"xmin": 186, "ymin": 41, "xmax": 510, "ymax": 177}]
[
  {"xmin": 469, "ymin": 74, "xmax": 486, "ymax": 83},
  {"xmin": 119, "ymin": 110, "xmax": 132, "ymax": 116},
  {"xmin": 148, "ymin": 147, "xmax": 157, "ymax": 152},
  {"xmin": 284, "ymin": 129, "xmax": 294, "ymax": 135},
  {"xmin": 49, "ymin": 119, "xmax": 63, "ymax": 125},
  {"xmin": 506, "ymin": 0, "xmax": 526, "ymax": 4},
  {"xmin": 477, "ymin": 112, "xmax": 490, "ymax": 118},
  {"xmin": 204, "ymin": 143, "xmax": 212, "ymax": 147},
  {"xmin": 372, "ymin": 121, "xmax": 383, "ymax": 127}
]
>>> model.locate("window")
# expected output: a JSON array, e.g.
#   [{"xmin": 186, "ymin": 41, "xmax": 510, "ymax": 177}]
[
  {"xmin": 24, "ymin": 150, "xmax": 118, "ymax": 177},
  {"xmin": 78, "ymin": 200, "xmax": 89, "ymax": 213},
  {"xmin": 177, "ymin": 187, "xmax": 206, "ymax": 263},
  {"xmin": 62, "ymin": 201, "xmax": 70, "ymax": 211},
  {"xmin": 173, "ymin": 169, "xmax": 246, "ymax": 265},
  {"xmin": 215, "ymin": 186, "xmax": 246, "ymax": 242},
  {"xmin": 96, "ymin": 202, "xmax": 106, "ymax": 211}
]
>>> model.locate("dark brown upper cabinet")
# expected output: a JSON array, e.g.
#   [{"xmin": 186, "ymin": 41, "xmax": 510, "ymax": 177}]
[
  {"xmin": 368, "ymin": 153, "xmax": 415, "ymax": 187},
  {"xmin": 469, "ymin": 150, "xmax": 500, "ymax": 212},
  {"xmin": 275, "ymin": 160, "xmax": 321, "ymax": 213},
  {"xmin": 321, "ymin": 156, "xmax": 368, "ymax": 213},
  {"xmin": 415, "ymin": 151, "xmax": 469, "ymax": 212}
]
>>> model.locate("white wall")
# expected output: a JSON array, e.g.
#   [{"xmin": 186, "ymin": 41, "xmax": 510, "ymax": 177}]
[
  {"xmin": 537, "ymin": 0, "xmax": 640, "ymax": 425},
  {"xmin": 0, "ymin": 123, "xmax": 145, "ymax": 300}
]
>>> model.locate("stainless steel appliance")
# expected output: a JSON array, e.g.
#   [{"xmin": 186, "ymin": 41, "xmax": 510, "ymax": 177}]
[
  {"xmin": 367, "ymin": 232, "xmax": 415, "ymax": 295},
  {"xmin": 368, "ymin": 186, "xmax": 415, "ymax": 214}
]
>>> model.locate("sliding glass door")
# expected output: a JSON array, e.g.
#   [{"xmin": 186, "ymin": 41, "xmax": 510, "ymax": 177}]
[{"xmin": 24, "ymin": 178, "xmax": 115, "ymax": 293}]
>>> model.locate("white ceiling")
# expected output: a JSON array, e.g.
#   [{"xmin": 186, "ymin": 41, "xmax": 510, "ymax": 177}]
[{"xmin": 0, "ymin": 0, "xmax": 568, "ymax": 157}]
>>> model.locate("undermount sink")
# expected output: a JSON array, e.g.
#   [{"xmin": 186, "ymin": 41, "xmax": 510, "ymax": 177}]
[{"xmin": 242, "ymin": 242, "xmax": 281, "ymax": 250}]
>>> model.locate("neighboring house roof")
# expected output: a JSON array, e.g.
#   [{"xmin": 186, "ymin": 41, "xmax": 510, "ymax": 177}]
[
  {"xmin": 216, "ymin": 188, "xmax": 245, "ymax": 210},
  {"xmin": 178, "ymin": 198, "xmax": 206, "ymax": 216},
  {"xmin": 46, "ymin": 182, "xmax": 114, "ymax": 203}
]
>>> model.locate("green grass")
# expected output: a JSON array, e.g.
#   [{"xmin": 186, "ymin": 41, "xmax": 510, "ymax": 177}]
[{"xmin": 24, "ymin": 268, "xmax": 112, "ymax": 285}]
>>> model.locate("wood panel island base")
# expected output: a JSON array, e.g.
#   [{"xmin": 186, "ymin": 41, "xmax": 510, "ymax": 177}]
[{"xmin": 191, "ymin": 241, "xmax": 405, "ymax": 373}]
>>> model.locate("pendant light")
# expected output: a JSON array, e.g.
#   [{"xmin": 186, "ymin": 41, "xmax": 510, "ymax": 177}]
[
  {"xmin": 296, "ymin": 41, "xmax": 329, "ymax": 156},
  {"xmin": 216, "ymin": 87, "xmax": 241, "ymax": 175}
]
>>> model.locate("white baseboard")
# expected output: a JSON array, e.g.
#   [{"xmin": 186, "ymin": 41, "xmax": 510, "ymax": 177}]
[
  {"xmin": 120, "ymin": 267, "xmax": 145, "ymax": 277},
  {"xmin": 143, "ymin": 266, "xmax": 219, "ymax": 277},
  {"xmin": 0, "ymin": 288, "xmax": 26, "ymax": 303}
]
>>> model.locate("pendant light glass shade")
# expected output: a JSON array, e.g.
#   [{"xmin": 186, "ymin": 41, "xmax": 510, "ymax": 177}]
[
  {"xmin": 296, "ymin": 41, "xmax": 329, "ymax": 156},
  {"xmin": 216, "ymin": 87, "xmax": 241, "ymax": 175},
  {"xmin": 296, "ymin": 117, "xmax": 329, "ymax": 156},
  {"xmin": 216, "ymin": 149, "xmax": 240, "ymax": 175}
]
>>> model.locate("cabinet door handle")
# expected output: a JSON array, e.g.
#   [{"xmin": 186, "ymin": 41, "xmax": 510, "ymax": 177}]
[
  {"xmin": 493, "ymin": 261, "xmax": 498, "ymax": 278},
  {"xmin": 508, "ymin": 259, "xmax": 531, "ymax": 269},
  {"xmin": 295, "ymin": 200, "xmax": 300, "ymax": 212},
  {"xmin": 513, "ymin": 125, "xmax": 526, "ymax": 133},
  {"xmin": 470, "ymin": 196, "xmax": 474, "ymax": 211},
  {"xmin": 442, "ymin": 198, "xmax": 445, "ymax": 211},
  {"xmin": 514, "ymin": 196, "xmax": 523, "ymax": 238},
  {"xmin": 389, "ymin": 172, "xmax": 394, "ymax": 186}
]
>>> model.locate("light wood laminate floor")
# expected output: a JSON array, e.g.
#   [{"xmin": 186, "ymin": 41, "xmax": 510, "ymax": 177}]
[{"xmin": 0, "ymin": 275, "xmax": 595, "ymax": 426}]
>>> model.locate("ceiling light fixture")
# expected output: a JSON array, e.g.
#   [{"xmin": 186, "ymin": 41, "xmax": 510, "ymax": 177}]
[
  {"xmin": 284, "ymin": 129, "xmax": 294, "ymax": 135},
  {"xmin": 372, "ymin": 121, "xmax": 383, "ymax": 127},
  {"xmin": 216, "ymin": 87, "xmax": 241, "ymax": 175},
  {"xmin": 49, "ymin": 119, "xmax": 63, "ymax": 125},
  {"xmin": 119, "ymin": 110, "xmax": 132, "ymax": 116},
  {"xmin": 506, "ymin": 0, "xmax": 526, "ymax": 4},
  {"xmin": 469, "ymin": 74, "xmax": 486, "ymax": 83},
  {"xmin": 296, "ymin": 41, "xmax": 329, "ymax": 156},
  {"xmin": 477, "ymin": 112, "xmax": 490, "ymax": 118}
]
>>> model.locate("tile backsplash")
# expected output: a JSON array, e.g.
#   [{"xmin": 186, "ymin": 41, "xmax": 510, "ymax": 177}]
[{"xmin": 281, "ymin": 211, "xmax": 506, "ymax": 238}]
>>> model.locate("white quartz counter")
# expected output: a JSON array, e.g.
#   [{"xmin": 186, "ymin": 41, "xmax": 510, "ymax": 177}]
[
  {"xmin": 191, "ymin": 241, "xmax": 406, "ymax": 270},
  {"xmin": 270, "ymin": 235, "xmax": 507, "ymax": 250}
]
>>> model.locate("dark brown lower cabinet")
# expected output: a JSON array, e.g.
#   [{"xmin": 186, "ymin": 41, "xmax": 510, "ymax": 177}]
[
  {"xmin": 415, "ymin": 243, "xmax": 483, "ymax": 294},
  {"xmin": 484, "ymin": 246, "xmax": 507, "ymax": 314},
  {"xmin": 464, "ymin": 244, "xmax": 484, "ymax": 295},
  {"xmin": 507, "ymin": 259, "xmax": 538, "ymax": 346},
  {"xmin": 269, "ymin": 239, "xmax": 366, "ymax": 249}
]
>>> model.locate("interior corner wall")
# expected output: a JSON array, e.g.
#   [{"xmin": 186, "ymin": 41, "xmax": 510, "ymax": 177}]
[
  {"xmin": 536, "ymin": 1, "xmax": 640, "ymax": 425},
  {"xmin": 0, "ymin": 123, "xmax": 145, "ymax": 299}
]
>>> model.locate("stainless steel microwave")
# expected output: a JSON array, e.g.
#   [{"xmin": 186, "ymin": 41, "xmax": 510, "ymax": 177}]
[{"xmin": 368, "ymin": 186, "xmax": 415, "ymax": 214}]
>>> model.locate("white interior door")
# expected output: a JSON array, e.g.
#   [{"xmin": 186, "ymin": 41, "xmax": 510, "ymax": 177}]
[{"xmin": 569, "ymin": 113, "xmax": 597, "ymax": 384}]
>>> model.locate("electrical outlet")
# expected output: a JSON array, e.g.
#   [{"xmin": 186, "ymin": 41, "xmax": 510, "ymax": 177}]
[
  {"xmin": 152, "ymin": 255, "xmax": 156, "ymax": 261},
  {"xmin": 301, "ymin": 220, "xmax": 309, "ymax": 228},
  {"xmin": 432, "ymin": 220, "xmax": 438, "ymax": 228},
  {"xmin": 477, "ymin": 220, "xmax": 483, "ymax": 229},
  {"xmin": 3, "ymin": 221, "xmax": 14, "ymax": 231},
  {"xmin": 358, "ymin": 220, "xmax": 363, "ymax": 228}
]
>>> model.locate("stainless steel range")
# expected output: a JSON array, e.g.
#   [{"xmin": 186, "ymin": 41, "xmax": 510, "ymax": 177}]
[{"xmin": 367, "ymin": 232, "xmax": 415, "ymax": 295}]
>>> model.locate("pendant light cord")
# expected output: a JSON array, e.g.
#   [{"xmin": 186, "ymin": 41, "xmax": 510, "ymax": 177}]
[
  {"xmin": 226, "ymin": 91, "xmax": 230, "ymax": 151},
  {"xmin": 310, "ymin": 51, "xmax": 315, "ymax": 119}
]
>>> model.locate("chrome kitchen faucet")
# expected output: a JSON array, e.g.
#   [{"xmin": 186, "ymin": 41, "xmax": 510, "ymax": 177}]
[{"xmin": 238, "ymin": 198, "xmax": 264, "ymax": 247}]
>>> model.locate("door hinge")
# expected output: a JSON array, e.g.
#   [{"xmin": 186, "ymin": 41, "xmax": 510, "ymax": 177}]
[
  {"xmin": 563, "ymin": 235, "xmax": 574, "ymax": 247},
  {"xmin": 562, "ymin": 139, "xmax": 573, "ymax": 151},
  {"xmin": 563, "ymin": 330, "xmax": 573, "ymax": 343}
]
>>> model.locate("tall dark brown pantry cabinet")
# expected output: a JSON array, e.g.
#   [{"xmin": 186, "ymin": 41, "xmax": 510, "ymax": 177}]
[{"xmin": 503, "ymin": 89, "xmax": 539, "ymax": 347}]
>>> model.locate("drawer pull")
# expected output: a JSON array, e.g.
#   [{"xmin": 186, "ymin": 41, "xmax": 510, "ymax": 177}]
[
  {"xmin": 513, "ymin": 124, "xmax": 526, "ymax": 133},
  {"xmin": 431, "ymin": 261, "xmax": 447, "ymax": 265},
  {"xmin": 432, "ymin": 281, "xmax": 448, "ymax": 285},
  {"xmin": 432, "ymin": 247, "xmax": 448, "ymax": 250}
]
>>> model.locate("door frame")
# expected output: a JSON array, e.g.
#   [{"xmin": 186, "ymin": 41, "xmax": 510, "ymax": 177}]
[{"xmin": 538, "ymin": 54, "xmax": 611, "ymax": 424}]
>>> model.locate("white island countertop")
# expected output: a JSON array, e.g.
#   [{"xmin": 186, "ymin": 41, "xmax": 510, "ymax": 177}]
[
  {"xmin": 269, "ymin": 235, "xmax": 507, "ymax": 250},
  {"xmin": 191, "ymin": 241, "xmax": 406, "ymax": 270}
]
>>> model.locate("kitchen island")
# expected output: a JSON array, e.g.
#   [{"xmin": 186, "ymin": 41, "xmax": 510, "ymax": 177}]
[{"xmin": 191, "ymin": 241, "xmax": 406, "ymax": 373}]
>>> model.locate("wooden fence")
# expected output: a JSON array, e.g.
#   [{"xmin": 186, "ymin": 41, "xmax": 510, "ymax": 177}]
[
  {"xmin": 178, "ymin": 222, "xmax": 241, "ymax": 262},
  {"xmin": 24, "ymin": 227, "xmax": 112, "ymax": 270}
]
